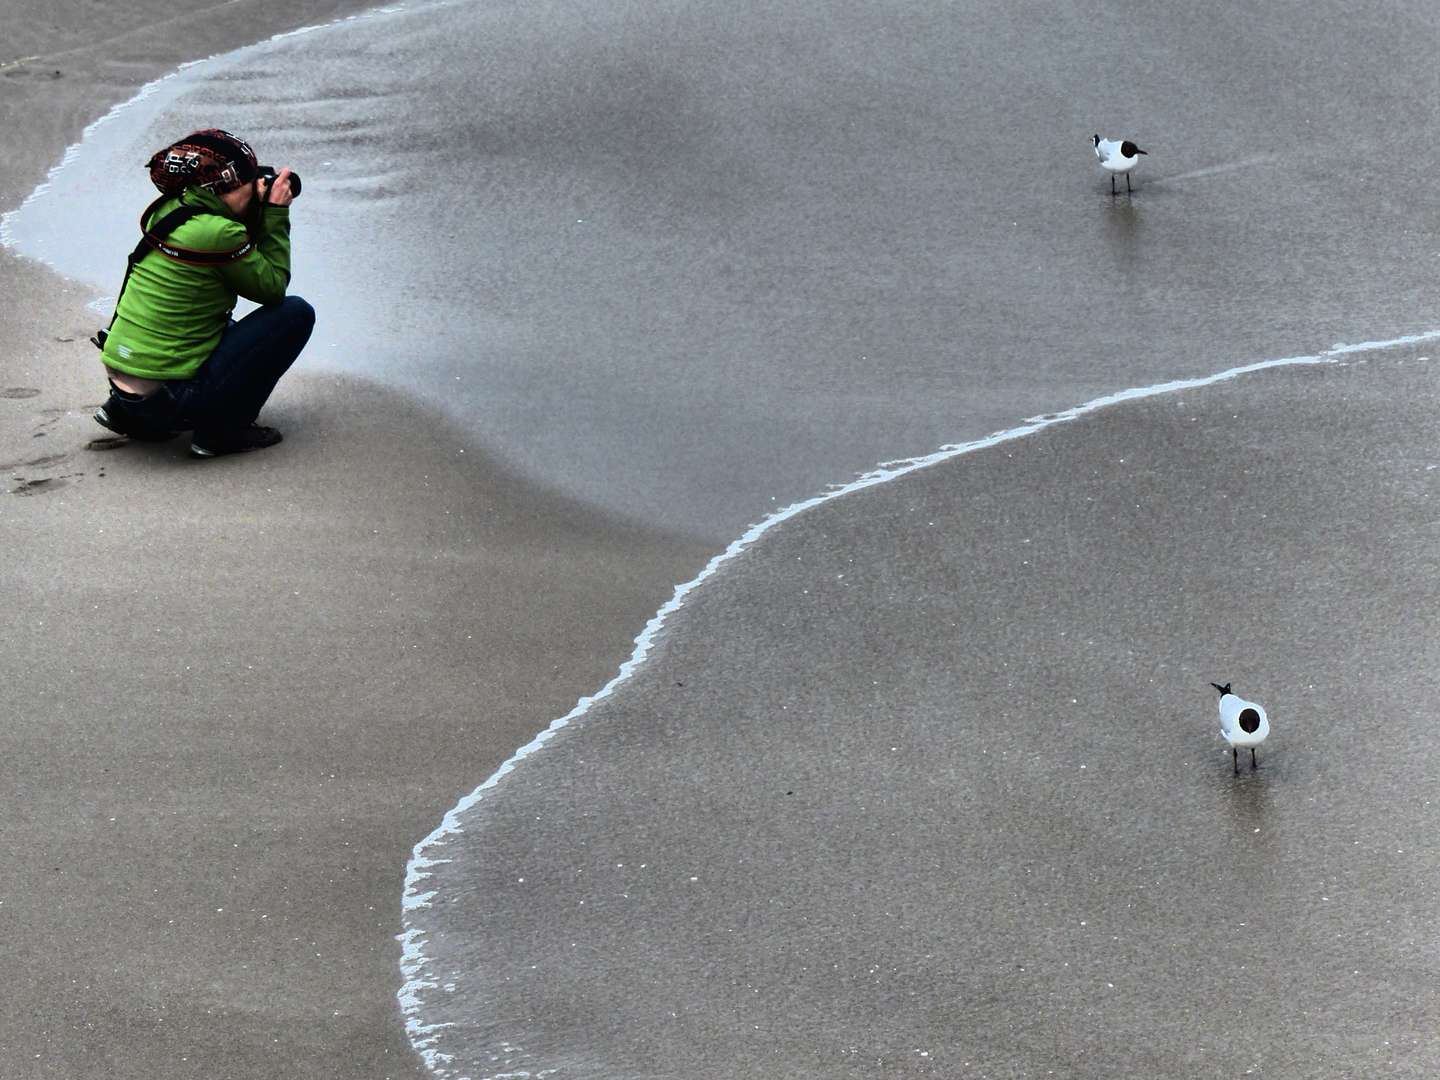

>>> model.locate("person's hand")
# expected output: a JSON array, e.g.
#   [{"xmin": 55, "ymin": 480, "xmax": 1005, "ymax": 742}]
[{"xmin": 263, "ymin": 168, "xmax": 296, "ymax": 207}]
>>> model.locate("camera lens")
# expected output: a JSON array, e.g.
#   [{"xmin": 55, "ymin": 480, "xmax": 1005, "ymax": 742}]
[{"xmin": 258, "ymin": 166, "xmax": 301, "ymax": 199}]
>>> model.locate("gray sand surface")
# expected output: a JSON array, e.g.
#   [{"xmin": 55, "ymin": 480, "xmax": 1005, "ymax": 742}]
[
  {"xmin": 2, "ymin": 3, "xmax": 709, "ymax": 1078},
  {"xmin": 410, "ymin": 347, "xmax": 1440, "ymax": 1078},
  {"xmin": 8, "ymin": 1, "xmax": 1440, "ymax": 1078}
]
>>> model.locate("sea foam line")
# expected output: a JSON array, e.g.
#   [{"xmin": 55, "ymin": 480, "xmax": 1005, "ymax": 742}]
[
  {"xmin": 396, "ymin": 328, "xmax": 1440, "ymax": 1076},
  {"xmin": 1163, "ymin": 154, "xmax": 1281, "ymax": 184}
]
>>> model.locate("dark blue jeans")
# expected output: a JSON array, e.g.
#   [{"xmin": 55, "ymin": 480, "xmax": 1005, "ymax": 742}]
[{"xmin": 111, "ymin": 296, "xmax": 315, "ymax": 439}]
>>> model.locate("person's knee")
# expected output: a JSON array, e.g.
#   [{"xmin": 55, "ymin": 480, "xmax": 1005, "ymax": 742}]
[{"xmin": 282, "ymin": 295, "xmax": 316, "ymax": 329}]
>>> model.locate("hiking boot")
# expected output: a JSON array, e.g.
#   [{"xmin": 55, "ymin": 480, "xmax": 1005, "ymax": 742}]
[
  {"xmin": 94, "ymin": 403, "xmax": 179, "ymax": 443},
  {"xmin": 189, "ymin": 425, "xmax": 284, "ymax": 458}
]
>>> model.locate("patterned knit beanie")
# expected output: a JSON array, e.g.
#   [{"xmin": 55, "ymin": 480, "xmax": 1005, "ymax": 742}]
[{"xmin": 147, "ymin": 129, "xmax": 259, "ymax": 195}]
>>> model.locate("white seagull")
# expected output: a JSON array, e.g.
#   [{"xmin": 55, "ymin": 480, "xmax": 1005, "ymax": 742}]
[
  {"xmin": 1093, "ymin": 134, "xmax": 1148, "ymax": 194},
  {"xmin": 1211, "ymin": 682, "xmax": 1269, "ymax": 774}
]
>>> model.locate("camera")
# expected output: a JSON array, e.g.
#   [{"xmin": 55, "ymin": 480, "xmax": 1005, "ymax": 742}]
[{"xmin": 257, "ymin": 165, "xmax": 301, "ymax": 200}]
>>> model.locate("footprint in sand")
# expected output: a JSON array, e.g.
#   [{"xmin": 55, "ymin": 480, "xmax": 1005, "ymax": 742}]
[
  {"xmin": 1, "ymin": 450, "xmax": 71, "ymax": 471},
  {"xmin": 3, "ymin": 404, "xmax": 113, "ymax": 492},
  {"xmin": 10, "ymin": 476, "xmax": 73, "ymax": 496},
  {"xmin": 6, "ymin": 468, "xmax": 88, "ymax": 496},
  {"xmin": 5, "ymin": 449, "xmax": 90, "ymax": 496},
  {"xmin": 19, "ymin": 453, "xmax": 68, "ymax": 469}
]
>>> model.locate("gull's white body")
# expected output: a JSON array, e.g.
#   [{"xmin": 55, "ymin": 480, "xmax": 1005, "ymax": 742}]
[
  {"xmin": 1093, "ymin": 136, "xmax": 1145, "ymax": 175},
  {"xmin": 1218, "ymin": 691, "xmax": 1269, "ymax": 749}
]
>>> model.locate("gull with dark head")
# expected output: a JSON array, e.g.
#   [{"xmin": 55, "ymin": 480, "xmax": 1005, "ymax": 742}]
[
  {"xmin": 1211, "ymin": 682, "xmax": 1270, "ymax": 774},
  {"xmin": 1093, "ymin": 134, "xmax": 1148, "ymax": 194}
]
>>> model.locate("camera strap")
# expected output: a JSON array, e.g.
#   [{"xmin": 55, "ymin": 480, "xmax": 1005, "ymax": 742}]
[{"xmin": 91, "ymin": 194, "xmax": 255, "ymax": 350}]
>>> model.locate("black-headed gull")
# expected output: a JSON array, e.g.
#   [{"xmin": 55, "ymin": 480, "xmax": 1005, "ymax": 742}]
[
  {"xmin": 1211, "ymin": 682, "xmax": 1269, "ymax": 773},
  {"xmin": 1093, "ymin": 134, "xmax": 1148, "ymax": 194}
]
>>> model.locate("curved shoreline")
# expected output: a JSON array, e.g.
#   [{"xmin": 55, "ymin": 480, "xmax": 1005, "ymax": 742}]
[{"xmin": 397, "ymin": 328, "xmax": 1440, "ymax": 1073}]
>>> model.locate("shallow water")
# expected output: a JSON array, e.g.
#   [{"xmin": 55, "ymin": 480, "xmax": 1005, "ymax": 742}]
[{"xmin": 9, "ymin": 0, "xmax": 1440, "ymax": 540}]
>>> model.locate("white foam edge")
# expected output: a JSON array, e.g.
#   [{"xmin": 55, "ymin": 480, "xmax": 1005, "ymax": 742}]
[
  {"xmin": 0, "ymin": 0, "xmax": 451, "ymax": 248},
  {"xmin": 395, "ymin": 328, "xmax": 1440, "ymax": 1074}
]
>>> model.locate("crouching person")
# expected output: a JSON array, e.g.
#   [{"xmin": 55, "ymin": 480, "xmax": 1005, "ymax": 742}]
[{"xmin": 94, "ymin": 128, "xmax": 314, "ymax": 457}]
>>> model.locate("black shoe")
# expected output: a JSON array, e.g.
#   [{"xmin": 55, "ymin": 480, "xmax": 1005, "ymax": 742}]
[
  {"xmin": 189, "ymin": 425, "xmax": 284, "ymax": 458},
  {"xmin": 94, "ymin": 403, "xmax": 179, "ymax": 443}
]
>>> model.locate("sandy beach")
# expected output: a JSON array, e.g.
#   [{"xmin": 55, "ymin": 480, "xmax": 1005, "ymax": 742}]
[
  {"xmin": 9, "ymin": 1, "xmax": 1440, "ymax": 1077},
  {"xmin": 2, "ymin": 4, "xmax": 710, "ymax": 1077}
]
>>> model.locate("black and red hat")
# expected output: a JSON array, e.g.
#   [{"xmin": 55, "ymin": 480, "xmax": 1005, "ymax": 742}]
[{"xmin": 147, "ymin": 129, "xmax": 258, "ymax": 195}]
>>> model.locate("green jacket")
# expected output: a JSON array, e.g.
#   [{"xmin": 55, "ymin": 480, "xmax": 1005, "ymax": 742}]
[{"xmin": 101, "ymin": 187, "xmax": 292, "ymax": 380}]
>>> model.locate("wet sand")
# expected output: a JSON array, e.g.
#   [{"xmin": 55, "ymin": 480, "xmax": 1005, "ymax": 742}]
[
  {"xmin": 0, "ymin": 4, "xmax": 711, "ymax": 1077},
  {"xmin": 409, "ymin": 346, "xmax": 1440, "ymax": 1078},
  {"xmin": 9, "ymin": 1, "xmax": 1440, "ymax": 1077}
]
